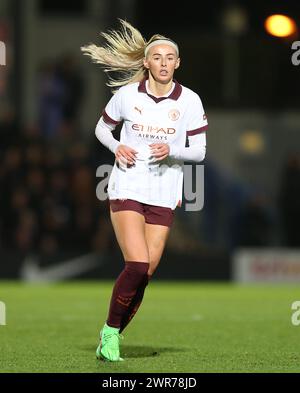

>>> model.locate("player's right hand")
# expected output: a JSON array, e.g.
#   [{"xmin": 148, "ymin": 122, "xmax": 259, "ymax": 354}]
[{"xmin": 115, "ymin": 144, "xmax": 138, "ymax": 166}]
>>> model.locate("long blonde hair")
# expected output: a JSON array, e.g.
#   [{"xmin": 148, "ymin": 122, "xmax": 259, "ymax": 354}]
[{"xmin": 81, "ymin": 19, "xmax": 173, "ymax": 92}]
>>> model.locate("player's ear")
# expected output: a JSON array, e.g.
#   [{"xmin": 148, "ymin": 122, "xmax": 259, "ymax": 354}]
[
  {"xmin": 143, "ymin": 57, "xmax": 149, "ymax": 69},
  {"xmin": 175, "ymin": 57, "xmax": 180, "ymax": 69}
]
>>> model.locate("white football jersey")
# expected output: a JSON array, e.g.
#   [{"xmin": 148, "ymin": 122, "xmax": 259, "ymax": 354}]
[{"xmin": 101, "ymin": 78, "xmax": 208, "ymax": 209}]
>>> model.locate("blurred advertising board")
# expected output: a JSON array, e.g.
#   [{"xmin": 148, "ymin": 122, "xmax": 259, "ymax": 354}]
[{"xmin": 232, "ymin": 249, "xmax": 300, "ymax": 283}]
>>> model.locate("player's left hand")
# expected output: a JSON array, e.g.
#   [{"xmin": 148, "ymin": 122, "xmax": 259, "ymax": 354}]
[{"xmin": 149, "ymin": 143, "xmax": 170, "ymax": 161}]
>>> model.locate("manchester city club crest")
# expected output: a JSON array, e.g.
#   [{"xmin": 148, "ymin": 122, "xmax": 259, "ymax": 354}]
[{"xmin": 168, "ymin": 109, "xmax": 180, "ymax": 121}]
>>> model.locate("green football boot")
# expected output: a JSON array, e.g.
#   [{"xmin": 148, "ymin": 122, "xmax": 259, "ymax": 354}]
[{"xmin": 96, "ymin": 323, "xmax": 124, "ymax": 362}]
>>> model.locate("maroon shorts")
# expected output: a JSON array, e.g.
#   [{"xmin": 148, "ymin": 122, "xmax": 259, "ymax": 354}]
[{"xmin": 109, "ymin": 199, "xmax": 175, "ymax": 227}]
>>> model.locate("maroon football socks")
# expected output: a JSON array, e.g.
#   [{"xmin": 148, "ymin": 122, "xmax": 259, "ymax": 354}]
[
  {"xmin": 106, "ymin": 261, "xmax": 150, "ymax": 328},
  {"xmin": 119, "ymin": 273, "xmax": 152, "ymax": 333}
]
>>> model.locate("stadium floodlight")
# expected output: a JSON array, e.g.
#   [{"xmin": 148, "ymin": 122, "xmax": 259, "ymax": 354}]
[{"xmin": 264, "ymin": 14, "xmax": 297, "ymax": 37}]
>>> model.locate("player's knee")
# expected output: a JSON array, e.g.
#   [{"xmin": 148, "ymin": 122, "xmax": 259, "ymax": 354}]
[
  {"xmin": 123, "ymin": 242, "xmax": 149, "ymax": 263},
  {"xmin": 124, "ymin": 251, "xmax": 149, "ymax": 263}
]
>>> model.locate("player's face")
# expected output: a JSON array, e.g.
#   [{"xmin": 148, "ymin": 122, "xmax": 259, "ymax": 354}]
[{"xmin": 143, "ymin": 44, "xmax": 180, "ymax": 84}]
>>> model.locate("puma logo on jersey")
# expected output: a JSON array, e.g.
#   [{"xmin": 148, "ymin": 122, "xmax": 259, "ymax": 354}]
[{"xmin": 134, "ymin": 106, "xmax": 142, "ymax": 115}]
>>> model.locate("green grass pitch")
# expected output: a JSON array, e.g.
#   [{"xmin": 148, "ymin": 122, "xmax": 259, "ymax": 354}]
[{"xmin": 0, "ymin": 281, "xmax": 299, "ymax": 373}]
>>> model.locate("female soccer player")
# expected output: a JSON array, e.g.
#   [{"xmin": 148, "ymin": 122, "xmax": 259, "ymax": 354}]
[{"xmin": 81, "ymin": 20, "xmax": 208, "ymax": 362}]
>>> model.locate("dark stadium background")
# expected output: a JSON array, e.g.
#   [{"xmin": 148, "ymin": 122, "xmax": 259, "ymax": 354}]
[{"xmin": 0, "ymin": 0, "xmax": 300, "ymax": 282}]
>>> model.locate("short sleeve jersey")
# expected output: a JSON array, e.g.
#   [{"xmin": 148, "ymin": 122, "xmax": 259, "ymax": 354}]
[{"xmin": 102, "ymin": 78, "xmax": 208, "ymax": 209}]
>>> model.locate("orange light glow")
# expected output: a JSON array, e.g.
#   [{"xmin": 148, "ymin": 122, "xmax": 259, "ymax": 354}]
[{"xmin": 264, "ymin": 14, "xmax": 297, "ymax": 37}]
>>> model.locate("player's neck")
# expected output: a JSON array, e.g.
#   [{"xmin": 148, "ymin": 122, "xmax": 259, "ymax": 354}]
[{"xmin": 146, "ymin": 77, "xmax": 174, "ymax": 98}]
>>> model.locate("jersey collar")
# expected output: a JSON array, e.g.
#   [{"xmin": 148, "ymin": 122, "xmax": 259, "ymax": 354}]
[{"xmin": 138, "ymin": 77, "xmax": 182, "ymax": 103}]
